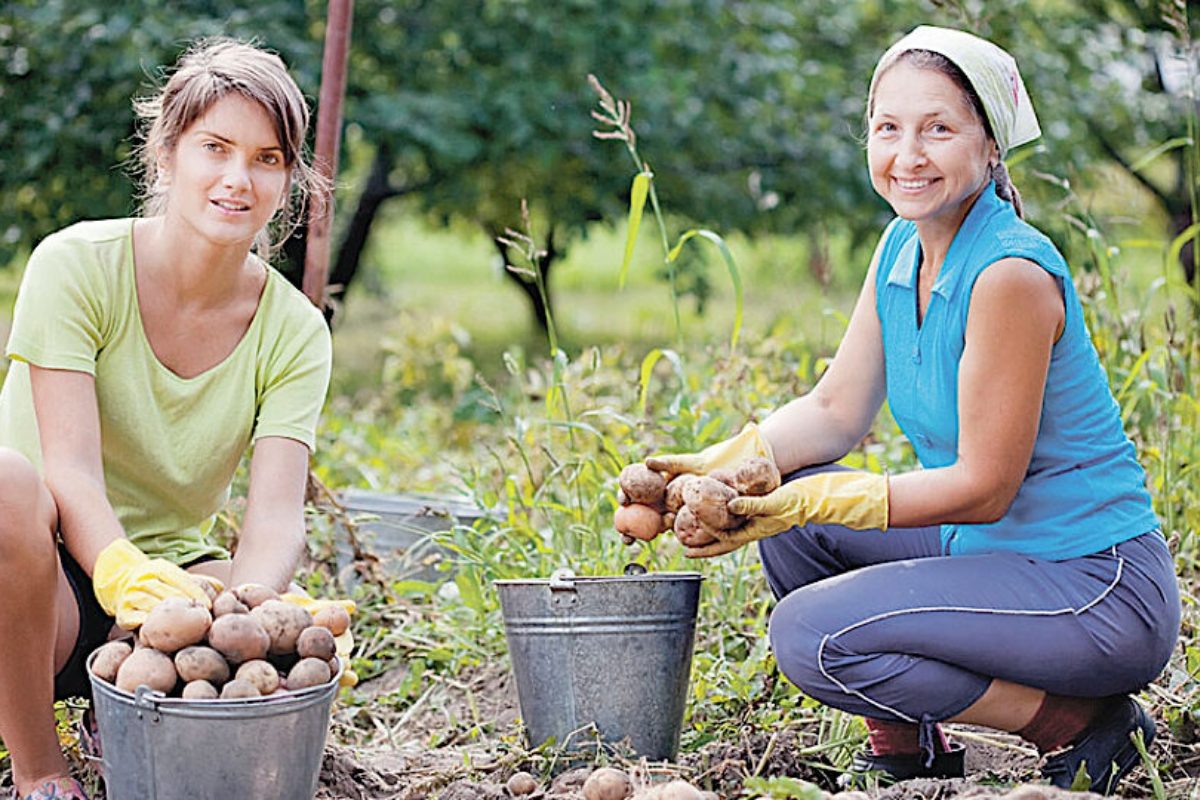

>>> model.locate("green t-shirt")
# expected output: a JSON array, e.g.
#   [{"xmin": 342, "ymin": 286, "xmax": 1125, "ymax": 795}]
[{"xmin": 0, "ymin": 218, "xmax": 332, "ymax": 564}]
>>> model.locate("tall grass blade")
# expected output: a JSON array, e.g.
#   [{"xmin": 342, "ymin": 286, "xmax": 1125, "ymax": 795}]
[
  {"xmin": 1166, "ymin": 222, "xmax": 1200, "ymax": 275},
  {"xmin": 667, "ymin": 229, "xmax": 744, "ymax": 350},
  {"xmin": 619, "ymin": 171, "xmax": 652, "ymax": 289},
  {"xmin": 1130, "ymin": 137, "xmax": 1194, "ymax": 174}
]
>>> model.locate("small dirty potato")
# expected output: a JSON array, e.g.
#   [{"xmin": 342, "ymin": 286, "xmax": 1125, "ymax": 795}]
[
  {"xmin": 212, "ymin": 591, "xmax": 249, "ymax": 617},
  {"xmin": 733, "ymin": 457, "xmax": 781, "ymax": 496},
  {"xmin": 614, "ymin": 503, "xmax": 663, "ymax": 542},
  {"xmin": 582, "ymin": 767, "xmax": 632, "ymax": 800},
  {"xmin": 181, "ymin": 680, "xmax": 219, "ymax": 700},
  {"xmin": 207, "ymin": 612, "xmax": 270, "ymax": 664},
  {"xmin": 618, "ymin": 463, "xmax": 667, "ymax": 506},
  {"xmin": 506, "ymin": 772, "xmax": 538, "ymax": 796},
  {"xmin": 174, "ymin": 645, "xmax": 230, "ymax": 685},
  {"xmin": 654, "ymin": 781, "xmax": 702, "ymax": 800},
  {"xmin": 219, "ymin": 678, "xmax": 260, "ymax": 699},
  {"xmin": 707, "ymin": 468, "xmax": 738, "ymax": 489},
  {"xmin": 252, "ymin": 599, "xmax": 314, "ymax": 655},
  {"xmin": 116, "ymin": 648, "xmax": 177, "ymax": 694},
  {"xmin": 139, "ymin": 597, "xmax": 212, "ymax": 653},
  {"xmin": 91, "ymin": 640, "xmax": 133, "ymax": 684},
  {"xmin": 297, "ymin": 626, "xmax": 337, "ymax": 662},
  {"xmin": 664, "ymin": 475, "xmax": 695, "ymax": 513},
  {"xmin": 235, "ymin": 659, "xmax": 281, "ymax": 695},
  {"xmin": 313, "ymin": 605, "xmax": 351, "ymax": 636},
  {"xmin": 287, "ymin": 657, "xmax": 332, "ymax": 690},
  {"xmin": 681, "ymin": 476, "xmax": 741, "ymax": 530},
  {"xmin": 232, "ymin": 583, "xmax": 279, "ymax": 609}
]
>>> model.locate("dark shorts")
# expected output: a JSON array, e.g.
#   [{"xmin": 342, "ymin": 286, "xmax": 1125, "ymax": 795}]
[{"xmin": 53, "ymin": 544, "xmax": 219, "ymax": 700}]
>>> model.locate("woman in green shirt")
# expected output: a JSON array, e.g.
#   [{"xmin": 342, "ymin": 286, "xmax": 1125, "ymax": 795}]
[{"xmin": 0, "ymin": 39, "xmax": 332, "ymax": 800}]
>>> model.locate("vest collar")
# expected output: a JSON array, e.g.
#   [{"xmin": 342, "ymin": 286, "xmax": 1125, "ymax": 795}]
[{"xmin": 885, "ymin": 181, "xmax": 1010, "ymax": 301}]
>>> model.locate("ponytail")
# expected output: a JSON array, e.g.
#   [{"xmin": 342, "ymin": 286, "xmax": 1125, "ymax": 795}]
[{"xmin": 991, "ymin": 161, "xmax": 1025, "ymax": 219}]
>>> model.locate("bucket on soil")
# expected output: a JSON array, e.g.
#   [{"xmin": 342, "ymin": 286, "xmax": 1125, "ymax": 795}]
[
  {"xmin": 86, "ymin": 650, "xmax": 342, "ymax": 800},
  {"xmin": 495, "ymin": 570, "xmax": 702, "ymax": 761},
  {"xmin": 334, "ymin": 489, "xmax": 493, "ymax": 585}
]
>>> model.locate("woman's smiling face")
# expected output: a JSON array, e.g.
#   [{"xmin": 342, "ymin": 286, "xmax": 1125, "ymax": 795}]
[
  {"xmin": 160, "ymin": 93, "xmax": 290, "ymax": 250},
  {"xmin": 867, "ymin": 60, "xmax": 996, "ymax": 232}
]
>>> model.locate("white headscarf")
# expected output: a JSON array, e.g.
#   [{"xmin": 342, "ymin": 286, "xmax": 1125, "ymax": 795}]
[{"xmin": 869, "ymin": 25, "xmax": 1041, "ymax": 157}]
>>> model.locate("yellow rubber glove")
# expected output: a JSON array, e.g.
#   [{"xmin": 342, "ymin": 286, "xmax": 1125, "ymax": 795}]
[
  {"xmin": 646, "ymin": 422, "xmax": 774, "ymax": 478},
  {"xmin": 92, "ymin": 539, "xmax": 213, "ymax": 629},
  {"xmin": 279, "ymin": 592, "xmax": 358, "ymax": 687},
  {"xmin": 684, "ymin": 471, "xmax": 890, "ymax": 558}
]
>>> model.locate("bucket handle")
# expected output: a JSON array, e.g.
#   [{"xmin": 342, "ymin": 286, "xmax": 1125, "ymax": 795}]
[
  {"xmin": 549, "ymin": 568, "xmax": 578, "ymax": 606},
  {"xmin": 133, "ymin": 685, "xmax": 165, "ymax": 724}
]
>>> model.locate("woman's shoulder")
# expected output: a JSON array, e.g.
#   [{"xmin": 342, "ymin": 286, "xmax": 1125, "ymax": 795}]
[
  {"xmin": 38, "ymin": 218, "xmax": 133, "ymax": 250},
  {"xmin": 254, "ymin": 265, "xmax": 332, "ymax": 357}
]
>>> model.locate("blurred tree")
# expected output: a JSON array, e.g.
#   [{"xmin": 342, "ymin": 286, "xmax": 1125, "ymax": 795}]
[{"xmin": 2, "ymin": 0, "xmax": 1197, "ymax": 333}]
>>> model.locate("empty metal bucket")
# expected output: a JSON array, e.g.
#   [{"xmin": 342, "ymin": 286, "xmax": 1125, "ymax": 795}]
[
  {"xmin": 495, "ymin": 570, "xmax": 702, "ymax": 760},
  {"xmin": 86, "ymin": 651, "xmax": 342, "ymax": 800}
]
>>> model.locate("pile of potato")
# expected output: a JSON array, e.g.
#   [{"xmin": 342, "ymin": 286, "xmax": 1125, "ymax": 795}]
[
  {"xmin": 615, "ymin": 458, "xmax": 781, "ymax": 544},
  {"xmin": 90, "ymin": 584, "xmax": 350, "ymax": 700}
]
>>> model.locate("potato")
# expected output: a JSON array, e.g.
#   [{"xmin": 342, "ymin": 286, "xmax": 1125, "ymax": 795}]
[
  {"xmin": 207, "ymin": 612, "xmax": 270, "ymax": 664},
  {"xmin": 116, "ymin": 647, "xmax": 177, "ymax": 694},
  {"xmin": 707, "ymin": 468, "xmax": 738, "ymax": 489},
  {"xmin": 252, "ymin": 600, "xmax": 314, "ymax": 655},
  {"xmin": 139, "ymin": 598, "xmax": 212, "ymax": 653},
  {"xmin": 212, "ymin": 591, "xmax": 249, "ymax": 617},
  {"xmin": 181, "ymin": 680, "xmax": 219, "ymax": 700},
  {"xmin": 664, "ymin": 474, "xmax": 696, "ymax": 513},
  {"xmin": 174, "ymin": 645, "xmax": 230, "ymax": 685},
  {"xmin": 296, "ymin": 626, "xmax": 337, "ymax": 662},
  {"xmin": 614, "ymin": 503, "xmax": 663, "ymax": 542},
  {"xmin": 219, "ymin": 678, "xmax": 260, "ymax": 699},
  {"xmin": 235, "ymin": 659, "xmax": 280, "ymax": 695},
  {"xmin": 582, "ymin": 767, "xmax": 632, "ymax": 800},
  {"xmin": 734, "ymin": 457, "xmax": 781, "ymax": 496},
  {"xmin": 193, "ymin": 576, "xmax": 221, "ymax": 604},
  {"xmin": 232, "ymin": 583, "xmax": 279, "ymax": 609},
  {"xmin": 506, "ymin": 772, "xmax": 539, "ymax": 796},
  {"xmin": 313, "ymin": 605, "xmax": 351, "ymax": 636},
  {"xmin": 672, "ymin": 506, "xmax": 720, "ymax": 548},
  {"xmin": 287, "ymin": 657, "xmax": 332, "ymax": 690},
  {"xmin": 91, "ymin": 640, "xmax": 133, "ymax": 684},
  {"xmin": 654, "ymin": 781, "xmax": 702, "ymax": 800},
  {"xmin": 618, "ymin": 464, "xmax": 667, "ymax": 506},
  {"xmin": 681, "ymin": 476, "xmax": 741, "ymax": 530}
]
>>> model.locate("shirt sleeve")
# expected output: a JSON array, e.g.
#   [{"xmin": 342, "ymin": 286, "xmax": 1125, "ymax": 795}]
[
  {"xmin": 6, "ymin": 232, "xmax": 110, "ymax": 374},
  {"xmin": 252, "ymin": 299, "xmax": 332, "ymax": 452}
]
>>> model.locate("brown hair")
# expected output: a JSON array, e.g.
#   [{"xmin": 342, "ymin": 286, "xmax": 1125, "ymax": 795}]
[
  {"xmin": 132, "ymin": 38, "xmax": 327, "ymax": 257},
  {"xmin": 869, "ymin": 49, "xmax": 1025, "ymax": 219}
]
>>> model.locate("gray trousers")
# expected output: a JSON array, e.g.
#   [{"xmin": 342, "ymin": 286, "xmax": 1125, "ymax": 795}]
[{"xmin": 759, "ymin": 469, "xmax": 1180, "ymax": 728}]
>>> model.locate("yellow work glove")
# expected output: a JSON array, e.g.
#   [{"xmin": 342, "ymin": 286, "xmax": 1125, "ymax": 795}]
[
  {"xmin": 279, "ymin": 592, "xmax": 358, "ymax": 687},
  {"xmin": 92, "ymin": 539, "xmax": 213, "ymax": 629},
  {"xmin": 684, "ymin": 471, "xmax": 890, "ymax": 558},
  {"xmin": 646, "ymin": 422, "xmax": 774, "ymax": 478}
]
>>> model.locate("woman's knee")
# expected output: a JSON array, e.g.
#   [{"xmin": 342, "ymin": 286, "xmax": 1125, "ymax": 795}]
[
  {"xmin": 0, "ymin": 448, "xmax": 56, "ymax": 560},
  {"xmin": 768, "ymin": 589, "xmax": 837, "ymax": 697}
]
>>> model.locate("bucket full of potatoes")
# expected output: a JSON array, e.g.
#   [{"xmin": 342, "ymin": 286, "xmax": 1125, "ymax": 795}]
[{"xmin": 86, "ymin": 585, "xmax": 351, "ymax": 800}]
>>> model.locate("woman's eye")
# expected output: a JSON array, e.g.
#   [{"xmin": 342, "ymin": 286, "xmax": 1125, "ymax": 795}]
[
  {"xmin": 202, "ymin": 141, "xmax": 223, "ymax": 152},
  {"xmin": 930, "ymin": 123, "xmax": 950, "ymax": 135},
  {"xmin": 259, "ymin": 153, "xmax": 281, "ymax": 165}
]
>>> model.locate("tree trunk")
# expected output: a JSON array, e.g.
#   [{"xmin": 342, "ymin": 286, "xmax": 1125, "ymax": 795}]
[{"xmin": 328, "ymin": 143, "xmax": 396, "ymax": 295}]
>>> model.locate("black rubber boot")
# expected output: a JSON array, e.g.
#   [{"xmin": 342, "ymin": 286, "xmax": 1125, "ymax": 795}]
[
  {"xmin": 1041, "ymin": 696, "xmax": 1156, "ymax": 795},
  {"xmin": 837, "ymin": 742, "xmax": 966, "ymax": 789}
]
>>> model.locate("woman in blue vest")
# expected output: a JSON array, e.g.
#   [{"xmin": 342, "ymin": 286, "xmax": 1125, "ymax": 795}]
[{"xmin": 621, "ymin": 26, "xmax": 1179, "ymax": 795}]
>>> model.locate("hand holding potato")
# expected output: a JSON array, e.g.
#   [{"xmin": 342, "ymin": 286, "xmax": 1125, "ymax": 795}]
[
  {"xmin": 92, "ymin": 539, "xmax": 213, "ymax": 629},
  {"xmin": 615, "ymin": 463, "xmax": 669, "ymax": 543}
]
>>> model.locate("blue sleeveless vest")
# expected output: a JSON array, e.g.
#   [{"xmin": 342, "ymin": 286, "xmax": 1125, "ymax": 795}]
[{"xmin": 874, "ymin": 183, "xmax": 1159, "ymax": 560}]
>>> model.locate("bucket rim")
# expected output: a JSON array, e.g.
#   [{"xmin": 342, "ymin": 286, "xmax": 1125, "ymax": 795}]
[
  {"xmin": 493, "ymin": 571, "xmax": 703, "ymax": 587},
  {"xmin": 86, "ymin": 647, "xmax": 344, "ymax": 708}
]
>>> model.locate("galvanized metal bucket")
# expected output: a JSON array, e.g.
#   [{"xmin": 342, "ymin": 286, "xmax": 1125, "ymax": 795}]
[
  {"xmin": 86, "ymin": 651, "xmax": 341, "ymax": 800},
  {"xmin": 495, "ymin": 570, "xmax": 702, "ymax": 760}
]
